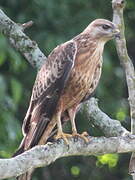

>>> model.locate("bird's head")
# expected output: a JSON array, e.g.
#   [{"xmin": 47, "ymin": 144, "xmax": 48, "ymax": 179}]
[{"xmin": 83, "ymin": 19, "xmax": 120, "ymax": 42}]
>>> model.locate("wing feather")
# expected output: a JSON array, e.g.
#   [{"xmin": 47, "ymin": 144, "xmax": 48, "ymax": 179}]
[{"xmin": 22, "ymin": 41, "xmax": 77, "ymax": 149}]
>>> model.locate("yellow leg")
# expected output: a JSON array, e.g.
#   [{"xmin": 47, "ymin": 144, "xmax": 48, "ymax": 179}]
[
  {"xmin": 68, "ymin": 106, "xmax": 89, "ymax": 143},
  {"xmin": 68, "ymin": 107, "xmax": 77, "ymax": 135},
  {"xmin": 54, "ymin": 110, "xmax": 72, "ymax": 144}
]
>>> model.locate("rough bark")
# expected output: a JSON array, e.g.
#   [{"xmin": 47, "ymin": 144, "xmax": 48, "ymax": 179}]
[
  {"xmin": 83, "ymin": 98, "xmax": 129, "ymax": 137},
  {"xmin": 112, "ymin": 0, "xmax": 135, "ymax": 177},
  {"xmin": 0, "ymin": 135, "xmax": 135, "ymax": 179},
  {"xmin": 0, "ymin": 9, "xmax": 46, "ymax": 69},
  {"xmin": 0, "ymin": 0, "xmax": 134, "ymax": 178}
]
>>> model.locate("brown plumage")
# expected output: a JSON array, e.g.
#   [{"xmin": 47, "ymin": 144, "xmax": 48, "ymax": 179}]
[{"xmin": 14, "ymin": 19, "xmax": 119, "ymax": 180}]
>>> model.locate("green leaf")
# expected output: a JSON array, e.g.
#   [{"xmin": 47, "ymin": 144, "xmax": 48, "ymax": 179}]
[
  {"xmin": 97, "ymin": 154, "xmax": 119, "ymax": 168},
  {"xmin": 70, "ymin": 166, "xmax": 80, "ymax": 176},
  {"xmin": 116, "ymin": 108, "xmax": 126, "ymax": 121}
]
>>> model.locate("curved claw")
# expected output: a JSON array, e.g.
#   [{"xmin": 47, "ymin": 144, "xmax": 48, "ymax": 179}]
[
  {"xmin": 72, "ymin": 131, "xmax": 89, "ymax": 143},
  {"xmin": 54, "ymin": 132, "xmax": 72, "ymax": 145}
]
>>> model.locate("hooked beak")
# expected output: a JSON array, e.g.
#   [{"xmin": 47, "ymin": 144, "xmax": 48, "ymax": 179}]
[{"xmin": 113, "ymin": 28, "xmax": 120, "ymax": 39}]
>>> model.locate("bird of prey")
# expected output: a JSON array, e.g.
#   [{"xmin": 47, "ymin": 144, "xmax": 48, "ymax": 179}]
[{"xmin": 14, "ymin": 19, "xmax": 119, "ymax": 180}]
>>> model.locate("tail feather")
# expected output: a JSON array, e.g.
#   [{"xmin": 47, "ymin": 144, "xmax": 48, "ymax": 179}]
[
  {"xmin": 13, "ymin": 136, "xmax": 26, "ymax": 157},
  {"xmin": 13, "ymin": 145, "xmax": 24, "ymax": 157},
  {"xmin": 14, "ymin": 144, "xmax": 34, "ymax": 180},
  {"xmin": 17, "ymin": 173, "xmax": 27, "ymax": 180},
  {"xmin": 13, "ymin": 112, "xmax": 69, "ymax": 180},
  {"xmin": 16, "ymin": 169, "xmax": 34, "ymax": 180}
]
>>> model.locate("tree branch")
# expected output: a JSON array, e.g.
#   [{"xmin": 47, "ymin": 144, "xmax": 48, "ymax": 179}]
[
  {"xmin": 0, "ymin": 8, "xmax": 129, "ymax": 138},
  {"xmin": 0, "ymin": 6, "xmax": 132, "ymax": 179},
  {"xmin": 0, "ymin": 9, "xmax": 46, "ymax": 69},
  {"xmin": 112, "ymin": 0, "xmax": 135, "ymax": 176},
  {"xmin": 0, "ymin": 135, "xmax": 135, "ymax": 179},
  {"xmin": 83, "ymin": 98, "xmax": 129, "ymax": 137}
]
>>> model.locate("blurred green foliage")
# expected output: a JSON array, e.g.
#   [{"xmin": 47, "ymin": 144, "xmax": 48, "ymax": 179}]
[
  {"xmin": 97, "ymin": 154, "xmax": 119, "ymax": 168},
  {"xmin": 71, "ymin": 166, "xmax": 80, "ymax": 177},
  {"xmin": 0, "ymin": 0, "xmax": 135, "ymax": 179}
]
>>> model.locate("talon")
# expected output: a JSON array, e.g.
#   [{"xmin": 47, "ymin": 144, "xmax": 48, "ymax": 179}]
[
  {"xmin": 54, "ymin": 132, "xmax": 72, "ymax": 145},
  {"xmin": 81, "ymin": 131, "xmax": 89, "ymax": 137},
  {"xmin": 81, "ymin": 131, "xmax": 89, "ymax": 143},
  {"xmin": 72, "ymin": 131, "xmax": 89, "ymax": 143}
]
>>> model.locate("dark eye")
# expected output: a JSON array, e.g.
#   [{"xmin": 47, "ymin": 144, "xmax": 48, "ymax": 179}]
[{"xmin": 102, "ymin": 24, "xmax": 111, "ymax": 30}]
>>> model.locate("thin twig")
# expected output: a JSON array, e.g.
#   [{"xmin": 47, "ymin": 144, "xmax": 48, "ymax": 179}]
[{"xmin": 21, "ymin": 21, "xmax": 33, "ymax": 30}]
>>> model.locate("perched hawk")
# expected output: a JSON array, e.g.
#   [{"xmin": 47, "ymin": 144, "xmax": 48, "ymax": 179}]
[{"xmin": 14, "ymin": 19, "xmax": 119, "ymax": 180}]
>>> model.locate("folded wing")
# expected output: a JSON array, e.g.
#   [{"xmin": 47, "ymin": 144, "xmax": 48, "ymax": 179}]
[{"xmin": 14, "ymin": 41, "xmax": 77, "ymax": 155}]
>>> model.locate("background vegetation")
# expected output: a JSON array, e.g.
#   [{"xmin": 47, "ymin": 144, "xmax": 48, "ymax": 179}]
[{"xmin": 0, "ymin": 0, "xmax": 135, "ymax": 179}]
